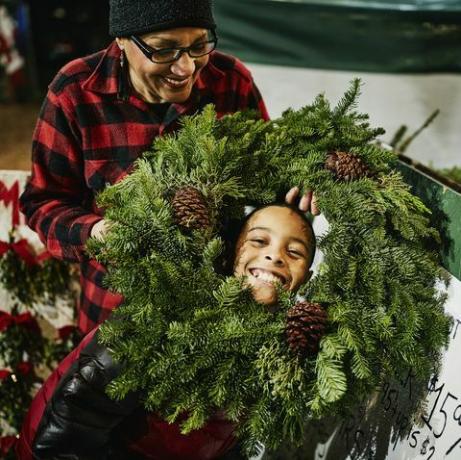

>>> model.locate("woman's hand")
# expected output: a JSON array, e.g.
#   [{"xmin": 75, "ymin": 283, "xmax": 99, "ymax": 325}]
[{"xmin": 285, "ymin": 187, "xmax": 320, "ymax": 215}]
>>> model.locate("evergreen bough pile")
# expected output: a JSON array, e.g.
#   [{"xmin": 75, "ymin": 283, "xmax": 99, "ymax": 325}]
[{"xmin": 87, "ymin": 80, "xmax": 451, "ymax": 455}]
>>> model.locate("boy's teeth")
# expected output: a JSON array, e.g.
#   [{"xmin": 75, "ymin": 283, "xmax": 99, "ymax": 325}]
[{"xmin": 252, "ymin": 269, "xmax": 283, "ymax": 283}]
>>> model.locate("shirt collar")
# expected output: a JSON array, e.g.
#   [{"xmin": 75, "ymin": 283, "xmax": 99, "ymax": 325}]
[{"xmin": 82, "ymin": 41, "xmax": 121, "ymax": 95}]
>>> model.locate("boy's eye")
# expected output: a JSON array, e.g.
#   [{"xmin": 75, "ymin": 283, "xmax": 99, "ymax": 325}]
[
  {"xmin": 288, "ymin": 248, "xmax": 304, "ymax": 258},
  {"xmin": 249, "ymin": 238, "xmax": 265, "ymax": 246}
]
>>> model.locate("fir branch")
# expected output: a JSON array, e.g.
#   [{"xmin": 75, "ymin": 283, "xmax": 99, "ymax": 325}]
[{"xmin": 333, "ymin": 78, "xmax": 361, "ymax": 118}]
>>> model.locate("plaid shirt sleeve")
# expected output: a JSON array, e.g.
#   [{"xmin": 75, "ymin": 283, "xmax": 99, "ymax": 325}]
[{"xmin": 19, "ymin": 88, "xmax": 102, "ymax": 263}]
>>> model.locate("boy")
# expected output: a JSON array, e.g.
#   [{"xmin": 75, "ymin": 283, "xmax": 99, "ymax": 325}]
[
  {"xmin": 17, "ymin": 204, "xmax": 316, "ymax": 460},
  {"xmin": 234, "ymin": 204, "xmax": 315, "ymax": 306}
]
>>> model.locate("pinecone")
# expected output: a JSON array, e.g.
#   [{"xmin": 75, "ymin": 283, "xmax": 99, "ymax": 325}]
[
  {"xmin": 325, "ymin": 151, "xmax": 370, "ymax": 181},
  {"xmin": 286, "ymin": 301, "xmax": 327, "ymax": 357},
  {"xmin": 171, "ymin": 186, "xmax": 211, "ymax": 231}
]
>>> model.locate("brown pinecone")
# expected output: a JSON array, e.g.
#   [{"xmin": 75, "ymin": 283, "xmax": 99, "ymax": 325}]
[
  {"xmin": 171, "ymin": 186, "xmax": 211, "ymax": 231},
  {"xmin": 325, "ymin": 151, "xmax": 370, "ymax": 181},
  {"xmin": 286, "ymin": 301, "xmax": 327, "ymax": 357}
]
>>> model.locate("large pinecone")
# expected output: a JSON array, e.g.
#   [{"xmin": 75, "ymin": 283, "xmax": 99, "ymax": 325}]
[
  {"xmin": 286, "ymin": 301, "xmax": 327, "ymax": 357},
  {"xmin": 171, "ymin": 186, "xmax": 211, "ymax": 231},
  {"xmin": 325, "ymin": 151, "xmax": 370, "ymax": 181}
]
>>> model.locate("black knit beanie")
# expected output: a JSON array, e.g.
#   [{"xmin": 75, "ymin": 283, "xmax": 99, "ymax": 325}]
[{"xmin": 109, "ymin": 0, "xmax": 216, "ymax": 37}]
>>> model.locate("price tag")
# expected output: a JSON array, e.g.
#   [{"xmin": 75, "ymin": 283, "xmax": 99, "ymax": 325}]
[{"xmin": 308, "ymin": 276, "xmax": 461, "ymax": 460}]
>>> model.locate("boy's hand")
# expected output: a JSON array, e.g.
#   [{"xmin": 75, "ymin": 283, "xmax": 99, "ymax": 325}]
[{"xmin": 285, "ymin": 187, "xmax": 320, "ymax": 215}]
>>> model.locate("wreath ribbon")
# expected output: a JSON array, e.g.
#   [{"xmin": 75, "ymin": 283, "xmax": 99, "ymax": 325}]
[
  {"xmin": 0, "ymin": 239, "xmax": 51, "ymax": 267},
  {"xmin": 0, "ymin": 180, "xmax": 20, "ymax": 227}
]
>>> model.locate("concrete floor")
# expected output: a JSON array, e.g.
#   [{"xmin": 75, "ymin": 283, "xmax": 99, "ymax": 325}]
[{"xmin": 0, "ymin": 103, "xmax": 40, "ymax": 171}]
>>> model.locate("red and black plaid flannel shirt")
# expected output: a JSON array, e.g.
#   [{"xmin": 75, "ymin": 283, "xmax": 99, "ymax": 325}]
[{"xmin": 20, "ymin": 41, "xmax": 269, "ymax": 334}]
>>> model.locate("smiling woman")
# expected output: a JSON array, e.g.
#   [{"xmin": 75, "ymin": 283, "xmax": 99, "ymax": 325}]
[
  {"xmin": 117, "ymin": 28, "xmax": 217, "ymax": 104},
  {"xmin": 18, "ymin": 0, "xmax": 269, "ymax": 340}
]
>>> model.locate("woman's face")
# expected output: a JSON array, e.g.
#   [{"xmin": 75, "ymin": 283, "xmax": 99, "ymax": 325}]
[
  {"xmin": 233, "ymin": 206, "xmax": 314, "ymax": 305},
  {"xmin": 117, "ymin": 27, "xmax": 211, "ymax": 104}
]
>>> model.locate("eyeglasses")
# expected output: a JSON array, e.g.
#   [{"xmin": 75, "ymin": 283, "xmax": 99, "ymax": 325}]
[{"xmin": 130, "ymin": 32, "xmax": 218, "ymax": 64}]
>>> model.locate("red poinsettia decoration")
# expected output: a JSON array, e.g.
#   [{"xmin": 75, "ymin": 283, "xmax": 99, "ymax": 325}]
[
  {"xmin": 58, "ymin": 324, "xmax": 77, "ymax": 341},
  {"xmin": 0, "ymin": 369, "xmax": 11, "ymax": 381},
  {"xmin": 0, "ymin": 239, "xmax": 38, "ymax": 267},
  {"xmin": 0, "ymin": 310, "xmax": 14, "ymax": 332},
  {"xmin": 0, "ymin": 310, "xmax": 40, "ymax": 334},
  {"xmin": 0, "ymin": 435, "xmax": 17, "ymax": 457},
  {"xmin": 16, "ymin": 361, "xmax": 33, "ymax": 376},
  {"xmin": 14, "ymin": 312, "xmax": 40, "ymax": 333}
]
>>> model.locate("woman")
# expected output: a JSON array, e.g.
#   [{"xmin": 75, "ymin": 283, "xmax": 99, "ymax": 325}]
[{"xmin": 19, "ymin": 0, "xmax": 270, "ymax": 335}]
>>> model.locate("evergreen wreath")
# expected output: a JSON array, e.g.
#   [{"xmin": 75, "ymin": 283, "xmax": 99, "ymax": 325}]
[{"xmin": 87, "ymin": 80, "xmax": 451, "ymax": 455}]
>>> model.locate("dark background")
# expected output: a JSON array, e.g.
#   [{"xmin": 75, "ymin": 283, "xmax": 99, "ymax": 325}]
[
  {"xmin": 0, "ymin": 1, "xmax": 111, "ymax": 169},
  {"xmin": 26, "ymin": 0, "xmax": 110, "ymax": 92}
]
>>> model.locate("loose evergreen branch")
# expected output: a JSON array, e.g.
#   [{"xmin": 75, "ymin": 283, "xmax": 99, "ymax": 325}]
[{"xmin": 393, "ymin": 109, "xmax": 440, "ymax": 155}]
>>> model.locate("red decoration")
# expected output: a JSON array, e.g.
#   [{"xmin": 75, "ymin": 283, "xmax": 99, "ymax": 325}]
[
  {"xmin": 0, "ymin": 237, "xmax": 52, "ymax": 267},
  {"xmin": 0, "ymin": 180, "xmax": 20, "ymax": 227},
  {"xmin": 58, "ymin": 325, "xmax": 76, "ymax": 341},
  {"xmin": 0, "ymin": 310, "xmax": 40, "ymax": 334},
  {"xmin": 16, "ymin": 361, "xmax": 33, "ymax": 376},
  {"xmin": 0, "ymin": 435, "xmax": 17, "ymax": 457},
  {"xmin": 14, "ymin": 312, "xmax": 40, "ymax": 333},
  {"xmin": 36, "ymin": 250, "xmax": 53, "ymax": 263},
  {"xmin": 0, "ymin": 310, "xmax": 14, "ymax": 332},
  {"xmin": 0, "ymin": 369, "xmax": 11, "ymax": 380},
  {"xmin": 0, "ymin": 239, "xmax": 39, "ymax": 267}
]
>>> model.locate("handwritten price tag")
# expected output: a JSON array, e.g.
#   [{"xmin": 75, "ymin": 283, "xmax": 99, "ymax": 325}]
[{"xmin": 308, "ymin": 278, "xmax": 461, "ymax": 460}]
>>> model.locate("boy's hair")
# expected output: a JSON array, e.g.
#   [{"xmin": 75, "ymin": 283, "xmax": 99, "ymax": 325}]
[{"xmin": 218, "ymin": 203, "xmax": 316, "ymax": 276}]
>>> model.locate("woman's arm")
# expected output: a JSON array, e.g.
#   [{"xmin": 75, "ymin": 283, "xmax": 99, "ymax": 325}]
[{"xmin": 19, "ymin": 89, "xmax": 102, "ymax": 263}]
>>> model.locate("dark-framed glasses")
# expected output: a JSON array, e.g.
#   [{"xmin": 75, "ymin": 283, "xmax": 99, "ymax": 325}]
[{"xmin": 130, "ymin": 32, "xmax": 218, "ymax": 64}]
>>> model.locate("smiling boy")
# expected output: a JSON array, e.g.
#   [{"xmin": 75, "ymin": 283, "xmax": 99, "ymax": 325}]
[{"xmin": 234, "ymin": 204, "xmax": 316, "ymax": 305}]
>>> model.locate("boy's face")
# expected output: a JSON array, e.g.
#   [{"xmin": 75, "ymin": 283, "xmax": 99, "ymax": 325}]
[{"xmin": 233, "ymin": 206, "xmax": 314, "ymax": 305}]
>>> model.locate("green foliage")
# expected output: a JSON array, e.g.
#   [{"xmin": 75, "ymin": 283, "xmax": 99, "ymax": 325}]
[
  {"xmin": 89, "ymin": 80, "xmax": 451, "ymax": 456},
  {"xmin": 0, "ymin": 305, "xmax": 79, "ymax": 439},
  {"xmin": 438, "ymin": 165, "xmax": 461, "ymax": 185},
  {"xmin": 0, "ymin": 242, "xmax": 73, "ymax": 307},
  {"xmin": 0, "ymin": 313, "xmax": 43, "ymax": 431},
  {"xmin": 0, "ymin": 229, "xmax": 78, "ymax": 440}
]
